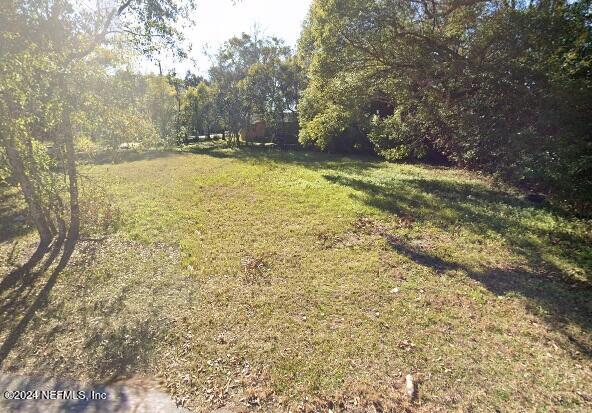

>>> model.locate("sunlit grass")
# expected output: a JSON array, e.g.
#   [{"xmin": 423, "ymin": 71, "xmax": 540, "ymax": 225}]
[{"xmin": 1, "ymin": 143, "xmax": 590, "ymax": 412}]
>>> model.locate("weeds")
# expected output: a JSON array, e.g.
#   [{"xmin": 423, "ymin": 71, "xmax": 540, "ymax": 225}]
[{"xmin": 1, "ymin": 145, "xmax": 590, "ymax": 412}]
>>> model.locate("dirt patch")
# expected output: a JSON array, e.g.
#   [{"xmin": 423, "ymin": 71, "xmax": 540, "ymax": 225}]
[{"xmin": 240, "ymin": 255, "xmax": 271, "ymax": 285}]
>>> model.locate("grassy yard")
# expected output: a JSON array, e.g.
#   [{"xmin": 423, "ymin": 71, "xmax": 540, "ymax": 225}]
[{"xmin": 1, "ymin": 143, "xmax": 591, "ymax": 412}]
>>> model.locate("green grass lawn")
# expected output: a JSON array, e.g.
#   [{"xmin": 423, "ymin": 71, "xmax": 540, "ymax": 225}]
[{"xmin": 1, "ymin": 143, "xmax": 591, "ymax": 412}]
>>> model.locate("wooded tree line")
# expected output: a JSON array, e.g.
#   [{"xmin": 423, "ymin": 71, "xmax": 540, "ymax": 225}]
[
  {"xmin": 75, "ymin": 34, "xmax": 304, "ymax": 147},
  {"xmin": 159, "ymin": 33, "xmax": 303, "ymax": 144},
  {"xmin": 297, "ymin": 0, "xmax": 591, "ymax": 209},
  {"xmin": 1, "ymin": 0, "xmax": 590, "ymax": 269}
]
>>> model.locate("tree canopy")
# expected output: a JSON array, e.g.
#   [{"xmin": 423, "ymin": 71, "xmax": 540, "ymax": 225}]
[
  {"xmin": 298, "ymin": 0, "xmax": 592, "ymax": 207},
  {"xmin": 0, "ymin": 0, "xmax": 197, "ymax": 270},
  {"xmin": 209, "ymin": 33, "xmax": 303, "ymax": 138}
]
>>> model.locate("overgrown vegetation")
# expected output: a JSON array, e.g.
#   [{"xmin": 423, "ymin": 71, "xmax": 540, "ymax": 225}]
[
  {"xmin": 1, "ymin": 1, "xmax": 591, "ymax": 412},
  {"xmin": 1, "ymin": 144, "xmax": 590, "ymax": 411},
  {"xmin": 298, "ymin": 0, "xmax": 592, "ymax": 211}
]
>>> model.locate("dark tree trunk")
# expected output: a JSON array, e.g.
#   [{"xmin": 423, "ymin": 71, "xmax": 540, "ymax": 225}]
[
  {"xmin": 4, "ymin": 143, "xmax": 53, "ymax": 249},
  {"xmin": 60, "ymin": 104, "xmax": 80, "ymax": 262}
]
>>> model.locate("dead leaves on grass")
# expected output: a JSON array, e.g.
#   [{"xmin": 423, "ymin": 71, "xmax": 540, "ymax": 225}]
[
  {"xmin": 78, "ymin": 181, "xmax": 122, "ymax": 238},
  {"xmin": 317, "ymin": 216, "xmax": 413, "ymax": 251},
  {"xmin": 287, "ymin": 381, "xmax": 415, "ymax": 413},
  {"xmin": 353, "ymin": 216, "xmax": 414, "ymax": 234},
  {"xmin": 397, "ymin": 339, "xmax": 417, "ymax": 352},
  {"xmin": 240, "ymin": 254, "xmax": 271, "ymax": 285}
]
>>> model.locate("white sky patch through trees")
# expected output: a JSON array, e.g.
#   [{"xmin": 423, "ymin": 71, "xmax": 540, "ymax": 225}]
[{"xmin": 139, "ymin": 0, "xmax": 313, "ymax": 77}]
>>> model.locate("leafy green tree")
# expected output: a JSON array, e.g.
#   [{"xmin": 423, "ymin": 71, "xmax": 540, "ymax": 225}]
[
  {"xmin": 0, "ymin": 0, "xmax": 196, "ymax": 271},
  {"xmin": 209, "ymin": 34, "xmax": 261, "ymax": 140},
  {"xmin": 144, "ymin": 74, "xmax": 178, "ymax": 143},
  {"xmin": 183, "ymin": 82, "xmax": 216, "ymax": 138},
  {"xmin": 209, "ymin": 33, "xmax": 303, "ymax": 142},
  {"xmin": 240, "ymin": 39, "xmax": 303, "ymax": 137},
  {"xmin": 75, "ymin": 67, "xmax": 160, "ymax": 153},
  {"xmin": 298, "ymin": 0, "xmax": 592, "ymax": 207}
]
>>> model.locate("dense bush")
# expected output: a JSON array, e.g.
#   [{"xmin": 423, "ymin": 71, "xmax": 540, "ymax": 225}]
[{"xmin": 298, "ymin": 0, "xmax": 592, "ymax": 211}]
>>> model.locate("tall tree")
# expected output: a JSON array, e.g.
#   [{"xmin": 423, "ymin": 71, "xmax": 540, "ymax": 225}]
[
  {"xmin": 183, "ymin": 82, "xmax": 216, "ymax": 138},
  {"xmin": 298, "ymin": 0, "xmax": 591, "ymax": 207},
  {"xmin": 209, "ymin": 33, "xmax": 303, "ymax": 141},
  {"xmin": 0, "ymin": 0, "xmax": 196, "ymax": 272}
]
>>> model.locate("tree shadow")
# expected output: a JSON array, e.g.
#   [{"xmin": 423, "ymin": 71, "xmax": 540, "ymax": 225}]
[
  {"xmin": 323, "ymin": 173, "xmax": 591, "ymax": 283},
  {"xmin": 184, "ymin": 142, "xmax": 383, "ymax": 175},
  {"xmin": 0, "ymin": 237, "xmax": 178, "ymax": 388},
  {"xmin": 0, "ymin": 240, "xmax": 62, "ymax": 318},
  {"xmin": 386, "ymin": 235, "xmax": 592, "ymax": 358},
  {"xmin": 0, "ymin": 235, "xmax": 69, "ymax": 368},
  {"xmin": 83, "ymin": 150, "xmax": 179, "ymax": 166},
  {"xmin": 322, "ymin": 172, "xmax": 592, "ymax": 351},
  {"xmin": 67, "ymin": 282, "xmax": 162, "ymax": 381}
]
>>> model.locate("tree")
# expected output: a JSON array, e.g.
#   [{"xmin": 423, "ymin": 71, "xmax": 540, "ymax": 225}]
[
  {"xmin": 208, "ymin": 34, "xmax": 260, "ymax": 141},
  {"xmin": 241, "ymin": 44, "xmax": 303, "ymax": 138},
  {"xmin": 183, "ymin": 82, "xmax": 216, "ymax": 138},
  {"xmin": 144, "ymin": 74, "xmax": 177, "ymax": 143},
  {"xmin": 209, "ymin": 33, "xmax": 303, "ymax": 142},
  {"xmin": 75, "ymin": 67, "xmax": 160, "ymax": 153},
  {"xmin": 298, "ymin": 0, "xmax": 592, "ymax": 207},
  {"xmin": 0, "ymin": 0, "xmax": 197, "ymax": 274}
]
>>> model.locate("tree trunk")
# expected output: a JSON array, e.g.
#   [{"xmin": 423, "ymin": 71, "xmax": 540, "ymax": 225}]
[
  {"xmin": 60, "ymin": 104, "xmax": 80, "ymax": 262},
  {"xmin": 0, "ymin": 139, "xmax": 54, "ymax": 281},
  {"xmin": 4, "ymin": 143, "xmax": 53, "ymax": 249}
]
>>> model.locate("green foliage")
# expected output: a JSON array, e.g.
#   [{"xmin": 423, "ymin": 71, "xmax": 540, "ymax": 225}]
[
  {"xmin": 115, "ymin": 0, "xmax": 197, "ymax": 59},
  {"xmin": 181, "ymin": 82, "xmax": 217, "ymax": 137},
  {"xmin": 299, "ymin": 103, "xmax": 350, "ymax": 149},
  {"xmin": 0, "ymin": 0, "xmax": 197, "ymax": 249},
  {"xmin": 298, "ymin": 0, "xmax": 592, "ymax": 210},
  {"xmin": 145, "ymin": 75, "xmax": 178, "ymax": 143},
  {"xmin": 70, "ymin": 66, "xmax": 177, "ymax": 151},
  {"xmin": 368, "ymin": 114, "xmax": 429, "ymax": 161},
  {"xmin": 209, "ymin": 33, "xmax": 303, "ymax": 138}
]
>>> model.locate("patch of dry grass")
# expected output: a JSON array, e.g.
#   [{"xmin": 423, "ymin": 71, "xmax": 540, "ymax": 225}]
[{"xmin": 1, "ymin": 143, "xmax": 591, "ymax": 412}]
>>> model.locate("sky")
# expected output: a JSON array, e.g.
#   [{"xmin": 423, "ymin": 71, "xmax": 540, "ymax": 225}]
[{"xmin": 143, "ymin": 0, "xmax": 313, "ymax": 76}]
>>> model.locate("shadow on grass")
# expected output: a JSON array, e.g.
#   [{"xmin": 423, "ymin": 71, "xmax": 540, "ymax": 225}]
[
  {"xmin": 181, "ymin": 142, "xmax": 592, "ymax": 351},
  {"xmin": 324, "ymin": 174, "xmax": 591, "ymax": 280},
  {"xmin": 81, "ymin": 142, "xmax": 383, "ymax": 178},
  {"xmin": 0, "ymin": 237, "xmax": 68, "ymax": 369},
  {"xmin": 323, "ymin": 172, "xmax": 592, "ymax": 356},
  {"xmin": 0, "ymin": 238, "xmax": 172, "ymax": 384},
  {"xmin": 82, "ymin": 150, "xmax": 179, "ymax": 166},
  {"xmin": 183, "ymin": 142, "xmax": 384, "ymax": 175},
  {"xmin": 387, "ymin": 236, "xmax": 592, "ymax": 358}
]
